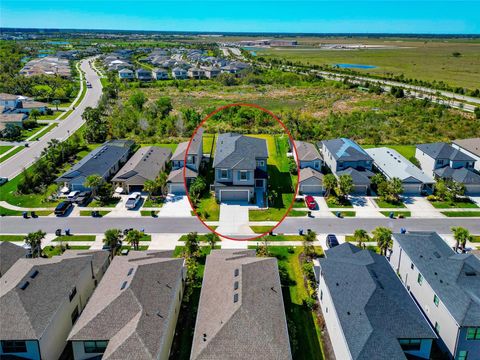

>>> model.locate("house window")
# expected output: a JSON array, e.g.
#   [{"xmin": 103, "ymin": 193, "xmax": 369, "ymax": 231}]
[
  {"xmin": 433, "ymin": 294, "xmax": 439, "ymax": 307},
  {"xmin": 320, "ymin": 290, "xmax": 323, "ymax": 301},
  {"xmin": 187, "ymin": 155, "xmax": 195, "ymax": 165},
  {"xmin": 466, "ymin": 327, "xmax": 480, "ymax": 340},
  {"xmin": 410, "ymin": 263, "xmax": 414, "ymax": 270},
  {"xmin": 69, "ymin": 287, "xmax": 77, "ymax": 302},
  {"xmin": 84, "ymin": 341, "xmax": 108, "ymax": 354},
  {"xmin": 314, "ymin": 161, "xmax": 320, "ymax": 169},
  {"xmin": 399, "ymin": 339, "xmax": 422, "ymax": 351},
  {"xmin": 240, "ymin": 171, "xmax": 248, "ymax": 181},
  {"xmin": 1, "ymin": 340, "xmax": 27, "ymax": 353},
  {"xmin": 221, "ymin": 169, "xmax": 228, "ymax": 179},
  {"xmin": 417, "ymin": 273, "xmax": 423, "ymax": 285},
  {"xmin": 71, "ymin": 306, "xmax": 79, "ymax": 325},
  {"xmin": 257, "ymin": 160, "xmax": 265, "ymax": 167},
  {"xmin": 458, "ymin": 351, "xmax": 468, "ymax": 360},
  {"xmin": 434, "ymin": 322, "xmax": 440, "ymax": 334}
]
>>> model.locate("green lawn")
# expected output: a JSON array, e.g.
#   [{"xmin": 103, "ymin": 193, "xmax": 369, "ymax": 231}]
[
  {"xmin": 203, "ymin": 133, "xmax": 216, "ymax": 157},
  {"xmin": 380, "ymin": 211, "xmax": 411, "ymax": 218},
  {"xmin": 373, "ymin": 198, "xmax": 407, "ymax": 208},
  {"xmin": 87, "ymin": 198, "xmax": 121, "ymax": 207},
  {"xmin": 19, "ymin": 124, "xmax": 48, "ymax": 140},
  {"xmin": 36, "ymin": 111, "xmax": 62, "ymax": 120},
  {"xmin": 69, "ymin": 245, "xmax": 91, "ymax": 250},
  {"xmin": 140, "ymin": 143, "xmax": 178, "ymax": 152},
  {"xmin": 0, "ymin": 146, "xmax": 13, "ymax": 155},
  {"xmin": 195, "ymin": 195, "xmax": 220, "ymax": 221},
  {"xmin": 262, "ymin": 234, "xmax": 305, "ymax": 242},
  {"xmin": 362, "ymin": 144, "xmax": 416, "ymax": 161},
  {"xmin": 0, "ymin": 235, "xmax": 25, "ymax": 242},
  {"xmin": 141, "ymin": 210, "xmax": 159, "ymax": 216},
  {"xmin": 0, "ymin": 206, "xmax": 53, "ymax": 216},
  {"xmin": 53, "ymin": 235, "xmax": 96, "ymax": 242},
  {"xmin": 326, "ymin": 196, "xmax": 353, "ymax": 208},
  {"xmin": 58, "ymin": 108, "xmax": 74, "ymax": 120},
  {"xmin": 43, "ymin": 245, "xmax": 64, "ymax": 257},
  {"xmin": 331, "ymin": 211, "xmax": 356, "ymax": 217},
  {"xmin": 142, "ymin": 196, "xmax": 165, "ymax": 207},
  {"xmin": 79, "ymin": 210, "xmax": 111, "ymax": 216},
  {"xmin": 441, "ymin": 211, "xmax": 480, "ymax": 217},
  {"xmin": 430, "ymin": 199, "xmax": 478, "ymax": 209},
  {"xmin": 72, "ymin": 81, "xmax": 88, "ymax": 107},
  {"xmin": 250, "ymin": 226, "xmax": 276, "ymax": 234},
  {"xmin": 266, "ymin": 246, "xmax": 325, "ymax": 360},
  {"xmin": 178, "ymin": 234, "xmax": 221, "ymax": 242},
  {"xmin": 32, "ymin": 123, "xmax": 58, "ymax": 139},
  {"xmin": 470, "ymin": 236, "xmax": 480, "ymax": 243},
  {"xmin": 0, "ymin": 146, "xmax": 24, "ymax": 163}
]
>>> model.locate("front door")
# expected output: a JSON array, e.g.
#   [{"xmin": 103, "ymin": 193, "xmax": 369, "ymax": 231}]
[{"xmin": 255, "ymin": 179, "xmax": 264, "ymax": 188}]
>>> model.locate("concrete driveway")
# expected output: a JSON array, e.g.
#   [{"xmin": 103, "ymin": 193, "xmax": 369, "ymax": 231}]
[
  {"xmin": 158, "ymin": 196, "xmax": 192, "ymax": 218},
  {"xmin": 350, "ymin": 196, "xmax": 381, "ymax": 218},
  {"xmin": 216, "ymin": 203, "xmax": 254, "ymax": 237},
  {"xmin": 402, "ymin": 196, "xmax": 444, "ymax": 218},
  {"xmin": 469, "ymin": 196, "xmax": 480, "ymax": 207}
]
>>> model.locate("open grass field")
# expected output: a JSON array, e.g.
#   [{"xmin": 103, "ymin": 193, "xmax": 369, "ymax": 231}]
[{"xmin": 254, "ymin": 38, "xmax": 480, "ymax": 89}]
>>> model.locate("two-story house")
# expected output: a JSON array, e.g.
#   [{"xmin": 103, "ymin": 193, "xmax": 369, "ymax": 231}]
[
  {"xmin": 135, "ymin": 68, "xmax": 152, "ymax": 81},
  {"xmin": 316, "ymin": 243, "xmax": 436, "ymax": 360},
  {"xmin": 452, "ymin": 138, "xmax": 480, "ymax": 172},
  {"xmin": 294, "ymin": 140, "xmax": 325, "ymax": 195},
  {"xmin": 416, "ymin": 142, "xmax": 480, "ymax": 194},
  {"xmin": 320, "ymin": 138, "xmax": 374, "ymax": 194},
  {"xmin": 167, "ymin": 128, "xmax": 203, "ymax": 195},
  {"xmin": 118, "ymin": 68, "xmax": 134, "ymax": 80},
  {"xmin": 390, "ymin": 231, "xmax": 480, "ymax": 359},
  {"xmin": 212, "ymin": 133, "xmax": 268, "ymax": 203},
  {"xmin": 171, "ymin": 67, "xmax": 188, "ymax": 79},
  {"xmin": 152, "ymin": 68, "xmax": 169, "ymax": 80}
]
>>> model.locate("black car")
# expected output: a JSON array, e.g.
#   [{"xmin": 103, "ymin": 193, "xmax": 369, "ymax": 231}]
[
  {"xmin": 326, "ymin": 234, "xmax": 339, "ymax": 248},
  {"xmin": 75, "ymin": 191, "xmax": 92, "ymax": 206},
  {"xmin": 54, "ymin": 201, "xmax": 73, "ymax": 216}
]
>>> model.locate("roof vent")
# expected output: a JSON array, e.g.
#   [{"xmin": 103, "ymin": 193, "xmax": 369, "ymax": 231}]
[
  {"xmin": 347, "ymin": 311, "xmax": 351, "ymax": 315},
  {"xmin": 156, "ymin": 311, "xmax": 163, "ymax": 318},
  {"xmin": 433, "ymin": 252, "xmax": 441, "ymax": 259},
  {"xmin": 465, "ymin": 271, "xmax": 476, "ymax": 277},
  {"xmin": 233, "ymin": 293, "xmax": 239, "ymax": 303},
  {"xmin": 270, "ymin": 286, "xmax": 277, "ymax": 293},
  {"xmin": 127, "ymin": 268, "xmax": 134, "ymax": 276},
  {"xmin": 121, "ymin": 281, "xmax": 128, "ymax": 290},
  {"xmin": 19, "ymin": 281, "xmax": 30, "ymax": 290},
  {"xmin": 30, "ymin": 270, "xmax": 39, "ymax": 279}
]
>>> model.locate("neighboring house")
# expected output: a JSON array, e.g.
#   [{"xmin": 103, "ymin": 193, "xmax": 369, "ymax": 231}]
[
  {"xmin": 320, "ymin": 138, "xmax": 373, "ymax": 194},
  {"xmin": 135, "ymin": 68, "xmax": 152, "ymax": 81},
  {"xmin": 316, "ymin": 243, "xmax": 436, "ymax": 360},
  {"xmin": 167, "ymin": 128, "xmax": 203, "ymax": 194},
  {"xmin": 15, "ymin": 100, "xmax": 48, "ymax": 114},
  {"xmin": 294, "ymin": 140, "xmax": 323, "ymax": 170},
  {"xmin": 68, "ymin": 251, "xmax": 185, "ymax": 360},
  {"xmin": 0, "ymin": 113, "xmax": 28, "ymax": 134},
  {"xmin": 187, "ymin": 68, "xmax": 205, "ymax": 79},
  {"xmin": 452, "ymin": 138, "xmax": 480, "ymax": 172},
  {"xmin": 190, "ymin": 250, "xmax": 292, "ymax": 360},
  {"xmin": 299, "ymin": 167, "xmax": 324, "ymax": 195},
  {"xmin": 212, "ymin": 133, "xmax": 268, "ymax": 203},
  {"xmin": 0, "ymin": 93, "xmax": 20, "ymax": 107},
  {"xmin": 416, "ymin": 142, "xmax": 479, "ymax": 194},
  {"xmin": 220, "ymin": 64, "xmax": 240, "ymax": 75},
  {"xmin": 0, "ymin": 252, "xmax": 109, "ymax": 360},
  {"xmin": 171, "ymin": 67, "xmax": 188, "ymax": 79},
  {"xmin": 118, "ymin": 68, "xmax": 134, "ymax": 80},
  {"xmin": 202, "ymin": 67, "xmax": 221, "ymax": 79},
  {"xmin": 0, "ymin": 93, "xmax": 48, "ymax": 114},
  {"xmin": 152, "ymin": 68, "xmax": 169, "ymax": 80},
  {"xmin": 366, "ymin": 147, "xmax": 435, "ymax": 195},
  {"xmin": 390, "ymin": 231, "xmax": 480, "ymax": 359},
  {"xmin": 0, "ymin": 242, "xmax": 27, "ymax": 277},
  {"xmin": 111, "ymin": 146, "xmax": 172, "ymax": 193},
  {"xmin": 56, "ymin": 140, "xmax": 134, "ymax": 191}
]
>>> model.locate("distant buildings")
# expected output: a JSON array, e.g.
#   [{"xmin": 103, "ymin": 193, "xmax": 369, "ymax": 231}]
[
  {"xmin": 390, "ymin": 231, "xmax": 480, "ymax": 359},
  {"xmin": 20, "ymin": 56, "xmax": 71, "ymax": 78},
  {"xmin": 118, "ymin": 68, "xmax": 134, "ymax": 80},
  {"xmin": 190, "ymin": 250, "xmax": 292, "ymax": 360}
]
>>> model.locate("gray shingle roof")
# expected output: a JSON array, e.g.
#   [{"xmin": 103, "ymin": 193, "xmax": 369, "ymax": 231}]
[
  {"xmin": 417, "ymin": 142, "xmax": 474, "ymax": 162},
  {"xmin": 56, "ymin": 140, "xmax": 134, "ymax": 183},
  {"xmin": 171, "ymin": 128, "xmax": 204, "ymax": 161},
  {"xmin": 393, "ymin": 231, "xmax": 480, "ymax": 326},
  {"xmin": 167, "ymin": 167, "xmax": 198, "ymax": 183},
  {"xmin": 320, "ymin": 243, "xmax": 436, "ymax": 360},
  {"xmin": 434, "ymin": 166, "xmax": 480, "ymax": 184},
  {"xmin": 365, "ymin": 147, "xmax": 434, "ymax": 184},
  {"xmin": 337, "ymin": 167, "xmax": 374, "ymax": 185},
  {"xmin": 294, "ymin": 140, "xmax": 323, "ymax": 162},
  {"xmin": 191, "ymin": 250, "xmax": 292, "ymax": 360},
  {"xmin": 213, "ymin": 133, "xmax": 268, "ymax": 170},
  {"xmin": 321, "ymin": 138, "xmax": 372, "ymax": 162},
  {"xmin": 0, "ymin": 242, "xmax": 26, "ymax": 277},
  {"xmin": 68, "ymin": 251, "xmax": 184, "ymax": 360},
  {"xmin": 0, "ymin": 254, "xmax": 101, "ymax": 340},
  {"xmin": 111, "ymin": 146, "xmax": 171, "ymax": 185},
  {"xmin": 453, "ymin": 138, "xmax": 480, "ymax": 157},
  {"xmin": 299, "ymin": 167, "xmax": 324, "ymax": 183}
]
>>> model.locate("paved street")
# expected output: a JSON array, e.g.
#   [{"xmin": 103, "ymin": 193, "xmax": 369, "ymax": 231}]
[
  {"xmin": 1, "ymin": 216, "xmax": 479, "ymax": 235},
  {"xmin": 0, "ymin": 58, "xmax": 102, "ymax": 180}
]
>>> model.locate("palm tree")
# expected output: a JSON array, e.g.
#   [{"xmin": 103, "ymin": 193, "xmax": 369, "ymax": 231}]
[
  {"xmin": 125, "ymin": 229, "xmax": 143, "ymax": 251},
  {"xmin": 205, "ymin": 232, "xmax": 219, "ymax": 250},
  {"xmin": 323, "ymin": 174, "xmax": 337, "ymax": 197},
  {"xmin": 353, "ymin": 229, "xmax": 369, "ymax": 248},
  {"xmin": 451, "ymin": 227, "xmax": 473, "ymax": 252},
  {"xmin": 84, "ymin": 174, "xmax": 103, "ymax": 198},
  {"xmin": 372, "ymin": 227, "xmax": 393, "ymax": 256},
  {"xmin": 156, "ymin": 172, "xmax": 168, "ymax": 195},
  {"xmin": 30, "ymin": 109, "xmax": 41, "ymax": 121},
  {"xmin": 337, "ymin": 174, "xmax": 353, "ymax": 201},
  {"xmin": 103, "ymin": 229, "xmax": 122, "ymax": 259},
  {"xmin": 24, "ymin": 230, "xmax": 46, "ymax": 258},
  {"xmin": 389, "ymin": 178, "xmax": 404, "ymax": 202}
]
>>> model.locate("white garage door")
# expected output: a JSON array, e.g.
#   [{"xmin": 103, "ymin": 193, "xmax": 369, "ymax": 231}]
[
  {"xmin": 169, "ymin": 183, "xmax": 186, "ymax": 195},
  {"xmin": 352, "ymin": 185, "xmax": 368, "ymax": 195},
  {"xmin": 300, "ymin": 185, "xmax": 323, "ymax": 195},
  {"xmin": 465, "ymin": 185, "xmax": 480, "ymax": 195},
  {"xmin": 220, "ymin": 190, "xmax": 249, "ymax": 202},
  {"xmin": 403, "ymin": 184, "xmax": 422, "ymax": 195}
]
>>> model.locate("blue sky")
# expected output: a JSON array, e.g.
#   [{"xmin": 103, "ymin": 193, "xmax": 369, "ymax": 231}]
[{"xmin": 1, "ymin": 1, "xmax": 479, "ymax": 34}]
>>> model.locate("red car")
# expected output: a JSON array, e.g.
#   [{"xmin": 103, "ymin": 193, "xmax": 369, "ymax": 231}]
[{"xmin": 304, "ymin": 195, "xmax": 317, "ymax": 210}]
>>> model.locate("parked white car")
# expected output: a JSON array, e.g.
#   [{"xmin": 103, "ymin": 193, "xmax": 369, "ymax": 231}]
[
  {"xmin": 125, "ymin": 192, "xmax": 142, "ymax": 209},
  {"xmin": 67, "ymin": 191, "xmax": 80, "ymax": 201}
]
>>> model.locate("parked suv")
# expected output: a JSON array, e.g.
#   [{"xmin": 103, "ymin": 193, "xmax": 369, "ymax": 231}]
[
  {"xmin": 326, "ymin": 234, "xmax": 339, "ymax": 248},
  {"xmin": 125, "ymin": 192, "xmax": 142, "ymax": 209},
  {"xmin": 67, "ymin": 191, "xmax": 80, "ymax": 201},
  {"xmin": 54, "ymin": 201, "xmax": 73, "ymax": 216},
  {"xmin": 75, "ymin": 191, "xmax": 92, "ymax": 206}
]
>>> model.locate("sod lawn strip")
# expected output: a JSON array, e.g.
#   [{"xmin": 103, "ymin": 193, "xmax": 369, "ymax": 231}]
[
  {"xmin": 0, "ymin": 235, "xmax": 26, "ymax": 242},
  {"xmin": 441, "ymin": 211, "xmax": 480, "ymax": 217},
  {"xmin": 178, "ymin": 234, "xmax": 221, "ymax": 242},
  {"xmin": 53, "ymin": 235, "xmax": 96, "ymax": 242},
  {"xmin": 0, "ymin": 145, "xmax": 13, "ymax": 155},
  {"xmin": 380, "ymin": 211, "xmax": 411, "ymax": 218},
  {"xmin": 331, "ymin": 211, "xmax": 356, "ymax": 217},
  {"xmin": 195, "ymin": 196, "xmax": 220, "ymax": 221},
  {"xmin": 430, "ymin": 200, "xmax": 478, "ymax": 209},
  {"xmin": 141, "ymin": 210, "xmax": 159, "ymax": 216},
  {"xmin": 69, "ymin": 245, "xmax": 91, "ymax": 250},
  {"xmin": 250, "ymin": 226, "xmax": 275, "ymax": 234},
  {"xmin": 373, "ymin": 199, "xmax": 406, "ymax": 208},
  {"xmin": 262, "ymin": 235, "xmax": 305, "ymax": 242},
  {"xmin": 0, "ymin": 206, "xmax": 53, "ymax": 216},
  {"xmin": 79, "ymin": 210, "xmax": 111, "ymax": 217},
  {"xmin": 0, "ymin": 146, "xmax": 24, "ymax": 163}
]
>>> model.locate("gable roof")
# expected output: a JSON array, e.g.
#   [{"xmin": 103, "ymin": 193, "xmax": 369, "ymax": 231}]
[
  {"xmin": 337, "ymin": 167, "xmax": 374, "ymax": 185},
  {"xmin": 171, "ymin": 128, "xmax": 204, "ymax": 161},
  {"xmin": 0, "ymin": 242, "xmax": 26, "ymax": 277},
  {"xmin": 166, "ymin": 167, "xmax": 198, "ymax": 183},
  {"xmin": 321, "ymin": 138, "xmax": 372, "ymax": 162},
  {"xmin": 416, "ymin": 142, "xmax": 474, "ymax": 162},
  {"xmin": 111, "ymin": 146, "xmax": 171, "ymax": 184},
  {"xmin": 56, "ymin": 140, "xmax": 133, "ymax": 183},
  {"xmin": 0, "ymin": 254, "xmax": 101, "ymax": 341},
  {"xmin": 434, "ymin": 166, "xmax": 480, "ymax": 184},
  {"xmin": 320, "ymin": 243, "xmax": 436, "ymax": 360},
  {"xmin": 365, "ymin": 147, "xmax": 434, "ymax": 184},
  {"xmin": 393, "ymin": 232, "xmax": 480, "ymax": 326},
  {"xmin": 453, "ymin": 138, "xmax": 480, "ymax": 157},
  {"xmin": 213, "ymin": 133, "xmax": 268, "ymax": 170},
  {"xmin": 68, "ymin": 252, "xmax": 184, "ymax": 359},
  {"xmin": 299, "ymin": 167, "xmax": 324, "ymax": 183},
  {"xmin": 191, "ymin": 250, "xmax": 292, "ymax": 360},
  {"xmin": 294, "ymin": 140, "xmax": 323, "ymax": 162}
]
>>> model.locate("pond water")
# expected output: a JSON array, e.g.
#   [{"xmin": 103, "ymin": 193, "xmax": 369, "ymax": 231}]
[{"xmin": 335, "ymin": 63, "xmax": 377, "ymax": 69}]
